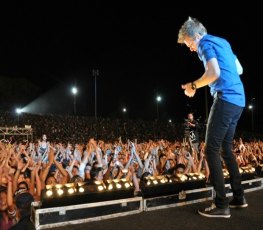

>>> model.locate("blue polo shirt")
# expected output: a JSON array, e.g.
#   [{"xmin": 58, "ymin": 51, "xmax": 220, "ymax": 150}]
[{"xmin": 197, "ymin": 34, "xmax": 245, "ymax": 107}]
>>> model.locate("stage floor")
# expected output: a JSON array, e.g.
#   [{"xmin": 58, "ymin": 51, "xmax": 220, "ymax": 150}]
[{"xmin": 51, "ymin": 188, "xmax": 263, "ymax": 230}]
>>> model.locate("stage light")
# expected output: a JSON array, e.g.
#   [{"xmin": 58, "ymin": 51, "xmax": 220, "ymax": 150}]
[
  {"xmin": 124, "ymin": 182, "xmax": 130, "ymax": 188},
  {"xmin": 174, "ymin": 173, "xmax": 188, "ymax": 182},
  {"xmin": 71, "ymin": 87, "xmax": 78, "ymax": 95},
  {"xmin": 71, "ymin": 86, "xmax": 78, "ymax": 115},
  {"xmin": 16, "ymin": 108, "xmax": 23, "ymax": 114},
  {"xmin": 57, "ymin": 188, "xmax": 64, "ymax": 196},
  {"xmin": 140, "ymin": 173, "xmax": 207, "ymax": 198},
  {"xmin": 156, "ymin": 95, "xmax": 162, "ymax": 119},
  {"xmin": 108, "ymin": 184, "xmax": 113, "ymax": 190},
  {"xmin": 46, "ymin": 190, "xmax": 53, "ymax": 197},
  {"xmin": 40, "ymin": 179, "xmax": 135, "ymax": 208},
  {"xmin": 186, "ymin": 173, "xmax": 205, "ymax": 182},
  {"xmin": 145, "ymin": 175, "xmax": 171, "ymax": 186},
  {"xmin": 55, "ymin": 184, "xmax": 63, "ymax": 189},
  {"xmin": 68, "ymin": 188, "xmax": 75, "ymax": 194},
  {"xmin": 156, "ymin": 96, "xmax": 162, "ymax": 102},
  {"xmin": 240, "ymin": 166, "xmax": 256, "ymax": 180},
  {"xmin": 223, "ymin": 166, "xmax": 256, "ymax": 183},
  {"xmin": 106, "ymin": 178, "xmax": 133, "ymax": 190},
  {"xmin": 240, "ymin": 166, "xmax": 255, "ymax": 174}
]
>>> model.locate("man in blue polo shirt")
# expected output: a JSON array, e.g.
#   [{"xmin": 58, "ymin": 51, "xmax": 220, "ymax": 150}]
[{"xmin": 178, "ymin": 16, "xmax": 248, "ymax": 218}]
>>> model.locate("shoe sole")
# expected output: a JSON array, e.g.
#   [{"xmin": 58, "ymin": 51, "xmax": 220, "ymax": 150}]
[
  {"xmin": 229, "ymin": 204, "xmax": 248, "ymax": 208},
  {"xmin": 198, "ymin": 210, "xmax": 231, "ymax": 218}
]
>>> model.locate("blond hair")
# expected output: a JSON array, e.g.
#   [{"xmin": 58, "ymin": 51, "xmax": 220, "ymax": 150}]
[{"xmin": 177, "ymin": 17, "xmax": 207, "ymax": 44}]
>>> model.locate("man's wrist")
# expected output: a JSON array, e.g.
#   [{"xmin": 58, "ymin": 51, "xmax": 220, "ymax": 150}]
[{"xmin": 191, "ymin": 82, "xmax": 197, "ymax": 90}]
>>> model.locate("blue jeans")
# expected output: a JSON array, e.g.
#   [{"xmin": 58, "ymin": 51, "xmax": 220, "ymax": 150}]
[{"xmin": 205, "ymin": 97, "xmax": 244, "ymax": 209}]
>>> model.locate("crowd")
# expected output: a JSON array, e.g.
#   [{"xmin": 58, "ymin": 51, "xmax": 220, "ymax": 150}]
[
  {"xmin": 0, "ymin": 111, "xmax": 186, "ymax": 143},
  {"xmin": 0, "ymin": 111, "xmax": 262, "ymax": 229}
]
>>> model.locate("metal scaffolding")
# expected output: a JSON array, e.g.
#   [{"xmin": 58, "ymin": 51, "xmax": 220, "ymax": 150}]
[{"xmin": 0, "ymin": 126, "xmax": 33, "ymax": 142}]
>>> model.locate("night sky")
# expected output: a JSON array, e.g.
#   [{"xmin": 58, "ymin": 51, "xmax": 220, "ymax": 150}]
[{"xmin": 0, "ymin": 5, "xmax": 261, "ymax": 133}]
